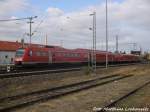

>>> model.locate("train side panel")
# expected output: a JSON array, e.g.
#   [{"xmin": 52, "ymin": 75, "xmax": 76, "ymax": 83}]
[{"xmin": 15, "ymin": 46, "xmax": 141, "ymax": 66}]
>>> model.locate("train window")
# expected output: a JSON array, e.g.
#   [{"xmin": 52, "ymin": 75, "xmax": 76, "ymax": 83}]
[
  {"xmin": 63, "ymin": 53, "xmax": 75, "ymax": 57},
  {"xmin": 75, "ymin": 54, "xmax": 78, "ymax": 57},
  {"xmin": 16, "ymin": 49, "xmax": 25, "ymax": 57},
  {"xmin": 78, "ymin": 54, "xmax": 80, "ymax": 57},
  {"xmin": 75, "ymin": 54, "xmax": 77, "ymax": 57},
  {"xmin": 70, "ymin": 54, "xmax": 72, "ymax": 57},
  {"xmin": 45, "ymin": 52, "xmax": 48, "ymax": 56},
  {"xmin": 72, "ymin": 54, "xmax": 74, "ymax": 57},
  {"xmin": 65, "ymin": 53, "xmax": 69, "ymax": 57},
  {"xmin": 36, "ymin": 52, "xmax": 41, "ymax": 56},
  {"xmin": 42, "ymin": 52, "xmax": 47, "ymax": 56},
  {"xmin": 40, "ymin": 52, "xmax": 48, "ymax": 56},
  {"xmin": 64, "ymin": 53, "xmax": 67, "ymax": 57},
  {"xmin": 42, "ymin": 52, "xmax": 45, "ymax": 56},
  {"xmin": 65, "ymin": 53, "xmax": 68, "ymax": 57},
  {"xmin": 69, "ymin": 53, "xmax": 72, "ymax": 57}
]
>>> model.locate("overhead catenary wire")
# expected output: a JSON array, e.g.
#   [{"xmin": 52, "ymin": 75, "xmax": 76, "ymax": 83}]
[
  {"xmin": 0, "ymin": 16, "xmax": 37, "ymax": 45},
  {"xmin": 31, "ymin": 13, "xmax": 50, "ymax": 43},
  {"xmin": 32, "ymin": 14, "xmax": 48, "ymax": 34},
  {"xmin": 0, "ymin": 16, "xmax": 37, "ymax": 22}
]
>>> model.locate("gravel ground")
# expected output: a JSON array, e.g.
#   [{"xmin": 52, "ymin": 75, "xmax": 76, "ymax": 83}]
[
  {"xmin": 114, "ymin": 83, "xmax": 150, "ymax": 112},
  {"xmin": 8, "ymin": 64, "xmax": 150, "ymax": 112},
  {"xmin": 0, "ymin": 65, "xmax": 139, "ymax": 99}
]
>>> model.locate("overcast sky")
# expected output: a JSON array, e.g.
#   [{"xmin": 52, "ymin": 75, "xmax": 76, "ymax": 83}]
[{"xmin": 0, "ymin": 0, "xmax": 150, "ymax": 52}]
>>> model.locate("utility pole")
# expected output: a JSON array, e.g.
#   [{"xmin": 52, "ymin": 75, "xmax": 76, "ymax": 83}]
[
  {"xmin": 116, "ymin": 35, "xmax": 118, "ymax": 53},
  {"xmin": 105, "ymin": 0, "xmax": 108, "ymax": 69},
  {"xmin": 27, "ymin": 16, "xmax": 38, "ymax": 46}
]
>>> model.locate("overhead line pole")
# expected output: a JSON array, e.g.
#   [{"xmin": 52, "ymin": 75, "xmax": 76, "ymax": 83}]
[
  {"xmin": 94, "ymin": 11, "xmax": 97, "ymax": 72},
  {"xmin": 105, "ymin": 0, "xmax": 108, "ymax": 69},
  {"xmin": 92, "ymin": 12, "xmax": 95, "ymax": 72},
  {"xmin": 90, "ymin": 11, "xmax": 96, "ymax": 73},
  {"xmin": 116, "ymin": 35, "xmax": 118, "ymax": 53},
  {"xmin": 27, "ymin": 16, "xmax": 37, "ymax": 46}
]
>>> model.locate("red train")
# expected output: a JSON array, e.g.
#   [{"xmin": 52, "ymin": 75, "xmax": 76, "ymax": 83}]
[{"xmin": 14, "ymin": 45, "xmax": 141, "ymax": 66}]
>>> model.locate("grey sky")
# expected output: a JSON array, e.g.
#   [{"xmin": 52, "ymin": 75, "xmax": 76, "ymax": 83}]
[{"xmin": 0, "ymin": 0, "xmax": 150, "ymax": 52}]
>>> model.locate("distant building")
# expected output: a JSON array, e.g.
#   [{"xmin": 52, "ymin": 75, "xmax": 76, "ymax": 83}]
[{"xmin": 0, "ymin": 40, "xmax": 45, "ymax": 64}]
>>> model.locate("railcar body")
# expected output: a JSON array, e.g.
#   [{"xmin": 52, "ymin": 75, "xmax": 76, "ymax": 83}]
[{"xmin": 14, "ymin": 46, "xmax": 141, "ymax": 66}]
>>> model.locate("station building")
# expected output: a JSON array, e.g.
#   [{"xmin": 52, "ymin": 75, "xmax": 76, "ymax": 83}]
[{"xmin": 0, "ymin": 41, "xmax": 20, "ymax": 64}]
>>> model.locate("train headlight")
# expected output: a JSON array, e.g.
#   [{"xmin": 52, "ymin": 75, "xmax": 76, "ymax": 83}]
[{"xmin": 15, "ymin": 58, "xmax": 23, "ymax": 61}]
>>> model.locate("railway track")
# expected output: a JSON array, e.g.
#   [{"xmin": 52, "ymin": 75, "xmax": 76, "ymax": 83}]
[
  {"xmin": 0, "ymin": 67, "xmax": 81, "ymax": 79},
  {"xmin": 0, "ymin": 62, "xmax": 145, "ymax": 79},
  {"xmin": 0, "ymin": 74, "xmax": 133, "ymax": 112},
  {"xmin": 99, "ymin": 80, "xmax": 150, "ymax": 112},
  {"xmin": 0, "ymin": 65, "xmax": 81, "ymax": 75}
]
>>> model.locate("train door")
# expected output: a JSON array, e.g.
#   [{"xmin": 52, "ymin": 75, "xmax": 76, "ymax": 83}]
[
  {"xmin": 28, "ymin": 50, "xmax": 33, "ymax": 63},
  {"xmin": 48, "ymin": 51, "xmax": 52, "ymax": 63}
]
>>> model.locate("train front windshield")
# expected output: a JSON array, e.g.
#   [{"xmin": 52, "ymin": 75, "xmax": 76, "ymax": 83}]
[{"xmin": 16, "ymin": 49, "xmax": 25, "ymax": 57}]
